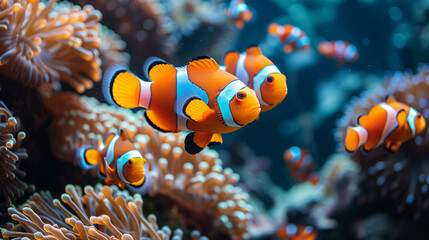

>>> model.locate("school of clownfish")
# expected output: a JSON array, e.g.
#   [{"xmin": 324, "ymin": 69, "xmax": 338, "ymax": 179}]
[{"xmin": 75, "ymin": 1, "xmax": 427, "ymax": 239}]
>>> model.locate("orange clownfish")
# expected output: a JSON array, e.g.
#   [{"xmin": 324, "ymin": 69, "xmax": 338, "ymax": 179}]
[
  {"xmin": 268, "ymin": 23, "xmax": 310, "ymax": 53},
  {"xmin": 345, "ymin": 95, "xmax": 426, "ymax": 153},
  {"xmin": 225, "ymin": 0, "xmax": 253, "ymax": 29},
  {"xmin": 277, "ymin": 224, "xmax": 317, "ymax": 240},
  {"xmin": 102, "ymin": 56, "xmax": 260, "ymax": 155},
  {"xmin": 78, "ymin": 129, "xmax": 146, "ymax": 189},
  {"xmin": 283, "ymin": 146, "xmax": 320, "ymax": 186},
  {"xmin": 223, "ymin": 45, "xmax": 287, "ymax": 112},
  {"xmin": 317, "ymin": 40, "xmax": 359, "ymax": 68}
]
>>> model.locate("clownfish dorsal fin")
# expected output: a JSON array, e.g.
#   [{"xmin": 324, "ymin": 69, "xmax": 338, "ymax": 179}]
[
  {"xmin": 385, "ymin": 95, "xmax": 396, "ymax": 104},
  {"xmin": 224, "ymin": 50, "xmax": 240, "ymax": 68},
  {"xmin": 187, "ymin": 56, "xmax": 220, "ymax": 72},
  {"xmin": 357, "ymin": 114, "xmax": 368, "ymax": 127},
  {"xmin": 143, "ymin": 110, "xmax": 173, "ymax": 133},
  {"xmin": 119, "ymin": 128, "xmax": 128, "ymax": 140},
  {"xmin": 245, "ymin": 45, "xmax": 262, "ymax": 55},
  {"xmin": 184, "ymin": 131, "xmax": 213, "ymax": 155},
  {"xmin": 184, "ymin": 98, "xmax": 215, "ymax": 123},
  {"xmin": 143, "ymin": 56, "xmax": 176, "ymax": 82}
]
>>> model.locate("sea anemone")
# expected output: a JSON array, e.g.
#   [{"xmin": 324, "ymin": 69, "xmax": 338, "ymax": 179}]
[
  {"xmin": 335, "ymin": 64, "xmax": 429, "ymax": 220},
  {"xmin": 98, "ymin": 26, "xmax": 130, "ymax": 71},
  {"xmin": 1, "ymin": 184, "xmax": 207, "ymax": 239},
  {"xmin": 0, "ymin": 100, "xmax": 33, "ymax": 205},
  {"xmin": 0, "ymin": 0, "xmax": 102, "ymax": 93},
  {"xmin": 47, "ymin": 92, "xmax": 252, "ymax": 239}
]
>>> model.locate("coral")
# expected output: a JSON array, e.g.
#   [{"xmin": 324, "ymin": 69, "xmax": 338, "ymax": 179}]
[
  {"xmin": 335, "ymin": 64, "xmax": 429, "ymax": 220},
  {"xmin": 98, "ymin": 26, "xmax": 130, "ymax": 71},
  {"xmin": 47, "ymin": 92, "xmax": 252, "ymax": 240},
  {"xmin": 0, "ymin": 100, "xmax": 33, "ymax": 205},
  {"xmin": 1, "ymin": 184, "xmax": 207, "ymax": 239},
  {"xmin": 73, "ymin": 0, "xmax": 178, "ymax": 75},
  {"xmin": 0, "ymin": 0, "xmax": 103, "ymax": 93}
]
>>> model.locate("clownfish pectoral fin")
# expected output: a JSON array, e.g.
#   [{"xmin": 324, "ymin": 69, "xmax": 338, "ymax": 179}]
[
  {"xmin": 103, "ymin": 132, "xmax": 116, "ymax": 146},
  {"xmin": 396, "ymin": 109, "xmax": 407, "ymax": 126},
  {"xmin": 118, "ymin": 182, "xmax": 125, "ymax": 189},
  {"xmin": 184, "ymin": 98, "xmax": 214, "ymax": 123},
  {"xmin": 144, "ymin": 56, "xmax": 177, "ymax": 82},
  {"xmin": 357, "ymin": 114, "xmax": 368, "ymax": 127},
  {"xmin": 245, "ymin": 45, "xmax": 262, "ymax": 55},
  {"xmin": 208, "ymin": 134, "xmax": 223, "ymax": 146},
  {"xmin": 77, "ymin": 147, "xmax": 102, "ymax": 170},
  {"xmin": 144, "ymin": 110, "xmax": 173, "ymax": 133},
  {"xmin": 187, "ymin": 56, "xmax": 220, "ymax": 72},
  {"xmin": 224, "ymin": 50, "xmax": 240, "ymax": 68},
  {"xmin": 185, "ymin": 132, "xmax": 213, "ymax": 155},
  {"xmin": 102, "ymin": 65, "xmax": 142, "ymax": 109}
]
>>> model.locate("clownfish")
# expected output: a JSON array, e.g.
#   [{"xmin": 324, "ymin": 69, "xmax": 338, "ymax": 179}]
[
  {"xmin": 223, "ymin": 45, "xmax": 287, "ymax": 112},
  {"xmin": 225, "ymin": 0, "xmax": 253, "ymax": 29},
  {"xmin": 78, "ymin": 129, "xmax": 146, "ymax": 189},
  {"xmin": 283, "ymin": 146, "xmax": 320, "ymax": 186},
  {"xmin": 268, "ymin": 23, "xmax": 310, "ymax": 53},
  {"xmin": 317, "ymin": 40, "xmax": 359, "ymax": 68},
  {"xmin": 102, "ymin": 56, "xmax": 261, "ymax": 155},
  {"xmin": 277, "ymin": 224, "xmax": 317, "ymax": 240},
  {"xmin": 345, "ymin": 95, "xmax": 426, "ymax": 153}
]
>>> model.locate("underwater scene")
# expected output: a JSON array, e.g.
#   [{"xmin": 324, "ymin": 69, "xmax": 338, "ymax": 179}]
[{"xmin": 1, "ymin": 0, "xmax": 429, "ymax": 239}]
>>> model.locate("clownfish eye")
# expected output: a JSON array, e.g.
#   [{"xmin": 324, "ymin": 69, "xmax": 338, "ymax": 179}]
[
  {"xmin": 127, "ymin": 159, "xmax": 133, "ymax": 165},
  {"xmin": 236, "ymin": 92, "xmax": 247, "ymax": 100},
  {"xmin": 266, "ymin": 76, "xmax": 274, "ymax": 83},
  {"xmin": 417, "ymin": 114, "xmax": 422, "ymax": 119}
]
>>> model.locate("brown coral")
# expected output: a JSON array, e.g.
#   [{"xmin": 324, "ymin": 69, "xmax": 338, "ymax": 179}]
[
  {"xmin": 0, "ymin": 100, "xmax": 33, "ymax": 205},
  {"xmin": 1, "ymin": 184, "xmax": 207, "ymax": 239},
  {"xmin": 335, "ymin": 64, "xmax": 429, "ymax": 220},
  {"xmin": 47, "ymin": 92, "xmax": 252, "ymax": 239},
  {"xmin": 0, "ymin": 0, "xmax": 103, "ymax": 93},
  {"xmin": 73, "ymin": 0, "xmax": 178, "ymax": 75}
]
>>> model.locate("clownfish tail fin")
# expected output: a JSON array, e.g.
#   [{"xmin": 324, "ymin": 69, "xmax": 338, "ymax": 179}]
[
  {"xmin": 77, "ymin": 147, "xmax": 102, "ymax": 170},
  {"xmin": 102, "ymin": 64, "xmax": 147, "ymax": 109},
  {"xmin": 345, "ymin": 126, "xmax": 368, "ymax": 153}
]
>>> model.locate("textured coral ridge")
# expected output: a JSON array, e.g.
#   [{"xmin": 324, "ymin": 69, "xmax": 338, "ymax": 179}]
[
  {"xmin": 335, "ymin": 64, "xmax": 429, "ymax": 219},
  {"xmin": 0, "ymin": 0, "xmax": 103, "ymax": 93},
  {"xmin": 47, "ymin": 92, "xmax": 252, "ymax": 240},
  {"xmin": 1, "ymin": 184, "xmax": 208, "ymax": 239},
  {"xmin": 0, "ymin": 100, "xmax": 33, "ymax": 205}
]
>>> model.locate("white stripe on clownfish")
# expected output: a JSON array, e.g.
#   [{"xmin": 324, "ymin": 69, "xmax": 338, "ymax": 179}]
[
  {"xmin": 138, "ymin": 79, "xmax": 153, "ymax": 109},
  {"xmin": 116, "ymin": 150, "xmax": 143, "ymax": 184},
  {"xmin": 253, "ymin": 65, "xmax": 281, "ymax": 106},
  {"xmin": 105, "ymin": 135, "xmax": 119, "ymax": 165},
  {"xmin": 407, "ymin": 107, "xmax": 418, "ymax": 136},
  {"xmin": 377, "ymin": 103, "xmax": 399, "ymax": 147},
  {"xmin": 235, "ymin": 53, "xmax": 249, "ymax": 85},
  {"xmin": 176, "ymin": 67, "xmax": 209, "ymax": 131},
  {"xmin": 217, "ymin": 80, "xmax": 247, "ymax": 127}
]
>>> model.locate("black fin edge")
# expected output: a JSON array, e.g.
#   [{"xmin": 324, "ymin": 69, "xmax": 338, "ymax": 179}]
[
  {"xmin": 185, "ymin": 132, "xmax": 204, "ymax": 155},
  {"xmin": 188, "ymin": 55, "xmax": 211, "ymax": 64},
  {"xmin": 143, "ymin": 111, "xmax": 171, "ymax": 133},
  {"xmin": 208, "ymin": 141, "xmax": 222, "ymax": 147}
]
